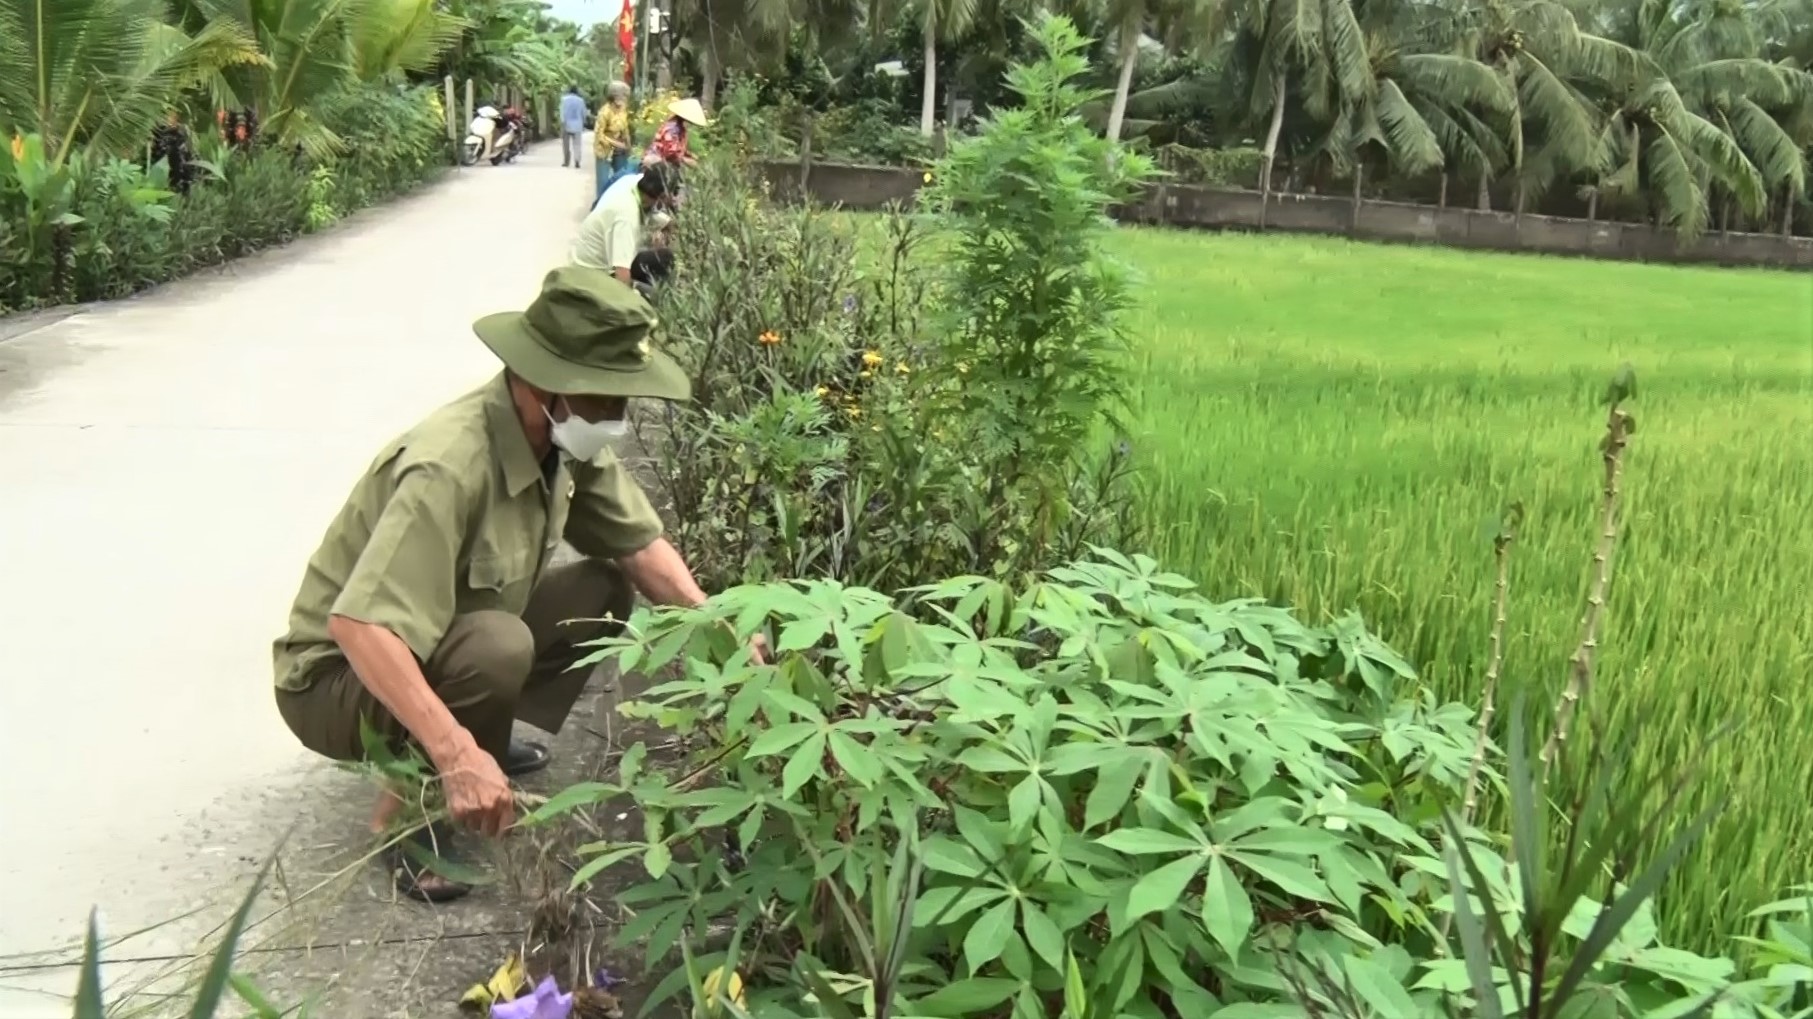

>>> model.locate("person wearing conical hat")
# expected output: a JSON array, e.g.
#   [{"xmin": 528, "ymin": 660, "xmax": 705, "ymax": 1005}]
[
  {"xmin": 271, "ymin": 267, "xmax": 748, "ymax": 902},
  {"xmin": 643, "ymin": 96, "xmax": 709, "ymax": 169}
]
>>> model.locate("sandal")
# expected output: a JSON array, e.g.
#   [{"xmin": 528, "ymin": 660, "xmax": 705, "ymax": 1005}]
[
  {"xmin": 501, "ymin": 738, "xmax": 552, "ymax": 777},
  {"xmin": 387, "ymin": 822, "xmax": 474, "ymax": 903}
]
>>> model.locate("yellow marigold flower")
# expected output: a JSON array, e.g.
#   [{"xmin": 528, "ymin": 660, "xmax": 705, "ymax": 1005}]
[
  {"xmin": 814, "ymin": 385, "xmax": 829, "ymax": 398},
  {"xmin": 861, "ymin": 350, "xmax": 883, "ymax": 368},
  {"xmin": 859, "ymin": 369, "xmax": 873, "ymax": 380},
  {"xmin": 847, "ymin": 406, "xmax": 862, "ymax": 420},
  {"xmin": 955, "ymin": 361, "xmax": 971, "ymax": 375},
  {"xmin": 922, "ymin": 171, "xmax": 933, "ymax": 184},
  {"xmin": 894, "ymin": 361, "xmax": 910, "ymax": 375},
  {"xmin": 759, "ymin": 330, "xmax": 781, "ymax": 346},
  {"xmin": 8, "ymin": 134, "xmax": 22, "ymax": 161}
]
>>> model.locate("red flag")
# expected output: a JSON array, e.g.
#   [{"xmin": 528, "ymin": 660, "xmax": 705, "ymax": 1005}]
[{"xmin": 617, "ymin": 0, "xmax": 636, "ymax": 80}]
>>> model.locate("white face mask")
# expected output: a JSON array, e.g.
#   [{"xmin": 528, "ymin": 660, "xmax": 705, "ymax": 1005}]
[{"xmin": 544, "ymin": 398, "xmax": 628, "ymax": 462}]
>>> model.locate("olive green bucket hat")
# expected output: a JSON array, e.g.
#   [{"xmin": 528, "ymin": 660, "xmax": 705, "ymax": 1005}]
[{"xmin": 474, "ymin": 266, "xmax": 691, "ymax": 401}]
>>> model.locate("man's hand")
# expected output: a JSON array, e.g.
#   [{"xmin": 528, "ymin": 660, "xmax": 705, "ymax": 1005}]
[
  {"xmin": 432, "ymin": 736, "xmax": 514, "ymax": 836},
  {"xmin": 749, "ymin": 633, "xmax": 771, "ymax": 665}
]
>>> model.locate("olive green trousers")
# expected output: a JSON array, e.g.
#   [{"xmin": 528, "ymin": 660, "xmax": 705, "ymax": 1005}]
[{"xmin": 275, "ymin": 558, "xmax": 634, "ymax": 764}]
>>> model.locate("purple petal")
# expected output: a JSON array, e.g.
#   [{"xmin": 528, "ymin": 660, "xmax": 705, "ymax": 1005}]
[
  {"xmin": 594, "ymin": 967, "xmax": 627, "ymax": 989},
  {"xmin": 490, "ymin": 992, "xmax": 538, "ymax": 1019},
  {"xmin": 492, "ymin": 977, "xmax": 573, "ymax": 1019}
]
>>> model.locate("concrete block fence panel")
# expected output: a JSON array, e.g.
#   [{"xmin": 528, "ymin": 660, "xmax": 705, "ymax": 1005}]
[{"xmin": 756, "ymin": 160, "xmax": 1813, "ymax": 269}]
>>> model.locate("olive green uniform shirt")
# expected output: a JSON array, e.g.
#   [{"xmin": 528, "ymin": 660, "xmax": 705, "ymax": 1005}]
[{"xmin": 272, "ymin": 373, "xmax": 663, "ymax": 692}]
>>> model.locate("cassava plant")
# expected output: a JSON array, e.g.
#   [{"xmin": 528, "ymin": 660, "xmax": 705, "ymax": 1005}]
[{"xmin": 527, "ymin": 548, "xmax": 1491, "ymax": 1017}]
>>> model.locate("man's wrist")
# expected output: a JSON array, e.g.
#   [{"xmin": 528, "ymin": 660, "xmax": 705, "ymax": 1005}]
[{"xmin": 422, "ymin": 725, "xmax": 477, "ymax": 767}]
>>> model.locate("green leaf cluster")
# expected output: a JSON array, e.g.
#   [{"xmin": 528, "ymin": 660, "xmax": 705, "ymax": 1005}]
[{"xmin": 533, "ymin": 548, "xmax": 1491, "ymax": 1017}]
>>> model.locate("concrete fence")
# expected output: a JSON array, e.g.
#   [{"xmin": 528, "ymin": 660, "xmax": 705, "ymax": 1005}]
[{"xmin": 755, "ymin": 159, "xmax": 1813, "ymax": 270}]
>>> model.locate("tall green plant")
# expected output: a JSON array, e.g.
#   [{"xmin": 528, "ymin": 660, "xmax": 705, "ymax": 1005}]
[{"xmin": 919, "ymin": 12, "xmax": 1154, "ymax": 575}]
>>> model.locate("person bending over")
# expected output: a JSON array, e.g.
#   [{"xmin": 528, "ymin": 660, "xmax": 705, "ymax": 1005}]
[{"xmin": 271, "ymin": 267, "xmax": 756, "ymax": 901}]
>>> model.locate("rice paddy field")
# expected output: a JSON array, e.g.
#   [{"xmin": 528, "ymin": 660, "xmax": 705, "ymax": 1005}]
[{"xmin": 1113, "ymin": 229, "xmax": 1813, "ymax": 947}]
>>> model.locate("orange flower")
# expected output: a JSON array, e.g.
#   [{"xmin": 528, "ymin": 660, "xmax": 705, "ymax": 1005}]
[{"xmin": 759, "ymin": 330, "xmax": 781, "ymax": 346}]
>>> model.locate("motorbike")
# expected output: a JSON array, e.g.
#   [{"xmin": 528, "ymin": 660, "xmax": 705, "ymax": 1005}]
[{"xmin": 461, "ymin": 105, "xmax": 523, "ymax": 166}]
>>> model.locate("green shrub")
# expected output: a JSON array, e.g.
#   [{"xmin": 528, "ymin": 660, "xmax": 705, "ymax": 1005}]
[
  {"xmin": 817, "ymin": 100, "xmax": 933, "ymax": 166},
  {"xmin": 645, "ymin": 15, "xmax": 1145, "ymax": 597},
  {"xmin": 1156, "ymin": 144, "xmax": 1265, "ymax": 189},
  {"xmin": 0, "ymin": 84, "xmax": 446, "ymax": 312}
]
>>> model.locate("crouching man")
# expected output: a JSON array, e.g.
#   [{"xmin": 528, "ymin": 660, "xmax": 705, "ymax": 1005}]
[{"xmin": 272, "ymin": 266, "xmax": 723, "ymax": 901}]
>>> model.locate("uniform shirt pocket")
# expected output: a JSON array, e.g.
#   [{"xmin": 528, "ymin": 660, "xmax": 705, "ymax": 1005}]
[{"xmin": 463, "ymin": 546, "xmax": 537, "ymax": 615}]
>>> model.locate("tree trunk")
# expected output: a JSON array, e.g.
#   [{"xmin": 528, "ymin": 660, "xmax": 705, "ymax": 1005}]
[
  {"xmin": 919, "ymin": 8, "xmax": 937, "ymax": 137},
  {"xmin": 1720, "ymin": 197, "xmax": 1731, "ymax": 236},
  {"xmin": 1351, "ymin": 161, "xmax": 1363, "ymax": 230},
  {"xmin": 1477, "ymin": 173, "xmax": 1491, "ymax": 211},
  {"xmin": 1438, "ymin": 172, "xmax": 1448, "ymax": 209},
  {"xmin": 1258, "ymin": 69, "xmax": 1287, "ymax": 227},
  {"xmin": 1586, "ymin": 190, "xmax": 1598, "ymax": 222},
  {"xmin": 1106, "ymin": 23, "xmax": 1139, "ymax": 143},
  {"xmin": 654, "ymin": 0, "xmax": 674, "ymax": 90},
  {"xmin": 1784, "ymin": 186, "xmax": 1795, "ymax": 237},
  {"xmin": 1514, "ymin": 180, "xmax": 1526, "ymax": 217},
  {"xmin": 700, "ymin": 47, "xmax": 718, "ymax": 109}
]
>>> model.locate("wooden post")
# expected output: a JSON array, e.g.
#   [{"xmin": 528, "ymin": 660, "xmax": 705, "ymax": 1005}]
[
  {"xmin": 464, "ymin": 78, "xmax": 475, "ymax": 137},
  {"xmin": 444, "ymin": 76, "xmax": 457, "ymax": 140},
  {"xmin": 1351, "ymin": 163, "xmax": 1363, "ymax": 231}
]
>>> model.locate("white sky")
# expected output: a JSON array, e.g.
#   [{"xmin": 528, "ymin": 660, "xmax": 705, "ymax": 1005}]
[{"xmin": 542, "ymin": 0, "xmax": 624, "ymax": 26}]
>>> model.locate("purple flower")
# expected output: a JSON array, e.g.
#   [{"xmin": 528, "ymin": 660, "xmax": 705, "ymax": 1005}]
[
  {"xmin": 594, "ymin": 968, "xmax": 627, "ymax": 990},
  {"xmin": 492, "ymin": 976, "xmax": 572, "ymax": 1019}
]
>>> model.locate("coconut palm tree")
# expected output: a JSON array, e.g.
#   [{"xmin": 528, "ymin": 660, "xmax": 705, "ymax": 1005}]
[
  {"xmin": 1418, "ymin": 0, "xmax": 1646, "ymax": 209},
  {"xmin": 0, "ymin": 0, "xmax": 263, "ymax": 162},
  {"xmin": 1582, "ymin": 0, "xmax": 1808, "ymax": 235},
  {"xmin": 917, "ymin": 0, "xmax": 983, "ymax": 134},
  {"xmin": 1096, "ymin": 0, "xmax": 1216, "ymax": 142},
  {"xmin": 170, "ymin": 0, "xmax": 467, "ymax": 158},
  {"xmin": 1314, "ymin": 28, "xmax": 1516, "ymax": 198},
  {"xmin": 1213, "ymin": 0, "xmax": 1374, "ymax": 202}
]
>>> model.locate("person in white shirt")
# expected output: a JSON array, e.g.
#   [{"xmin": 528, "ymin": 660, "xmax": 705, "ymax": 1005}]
[{"xmin": 571, "ymin": 165, "xmax": 677, "ymax": 284}]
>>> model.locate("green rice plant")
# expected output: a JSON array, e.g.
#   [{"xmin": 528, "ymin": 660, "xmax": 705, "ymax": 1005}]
[{"xmin": 1119, "ymin": 228, "xmax": 1813, "ymax": 948}]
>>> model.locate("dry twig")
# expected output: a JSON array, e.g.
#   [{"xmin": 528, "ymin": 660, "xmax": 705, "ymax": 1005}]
[
  {"xmin": 1463, "ymin": 501, "xmax": 1524, "ymax": 824},
  {"xmin": 1542, "ymin": 370, "xmax": 1637, "ymax": 774}
]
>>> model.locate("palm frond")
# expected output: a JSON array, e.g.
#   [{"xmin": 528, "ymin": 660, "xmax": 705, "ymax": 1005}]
[
  {"xmin": 1515, "ymin": 51, "xmax": 1604, "ymax": 171},
  {"xmin": 346, "ymin": 0, "xmax": 468, "ymax": 81},
  {"xmin": 1375, "ymin": 76, "xmax": 1443, "ymax": 170},
  {"xmin": 1644, "ymin": 127, "xmax": 1710, "ymax": 235},
  {"xmin": 1725, "ymin": 95, "xmax": 1808, "ymax": 194},
  {"xmin": 1398, "ymin": 51, "xmax": 1516, "ymax": 112},
  {"xmin": 1674, "ymin": 57, "xmax": 1802, "ymax": 108},
  {"xmin": 1321, "ymin": 0, "xmax": 1375, "ymax": 101},
  {"xmin": 1673, "ymin": 101, "xmax": 1768, "ymax": 212}
]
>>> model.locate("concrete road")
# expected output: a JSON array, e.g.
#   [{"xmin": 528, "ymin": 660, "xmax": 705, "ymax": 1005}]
[{"xmin": 0, "ymin": 142, "xmax": 596, "ymax": 1014}]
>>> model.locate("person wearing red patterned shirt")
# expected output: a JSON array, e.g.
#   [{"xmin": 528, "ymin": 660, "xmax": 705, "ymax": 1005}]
[{"xmin": 643, "ymin": 97, "xmax": 709, "ymax": 168}]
